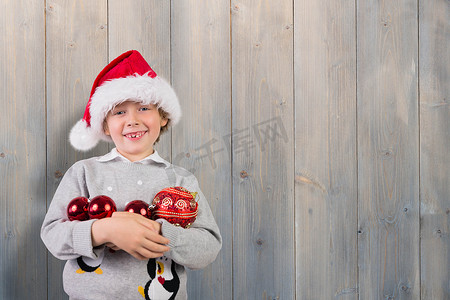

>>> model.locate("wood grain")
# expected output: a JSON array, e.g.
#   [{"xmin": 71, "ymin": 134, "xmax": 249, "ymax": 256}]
[
  {"xmin": 0, "ymin": 0, "xmax": 46, "ymax": 299},
  {"xmin": 232, "ymin": 0, "xmax": 295, "ymax": 298},
  {"xmin": 357, "ymin": 0, "xmax": 420, "ymax": 298},
  {"xmin": 419, "ymin": 0, "xmax": 450, "ymax": 299},
  {"xmin": 46, "ymin": 1, "xmax": 108, "ymax": 298},
  {"xmin": 294, "ymin": 0, "xmax": 358, "ymax": 299},
  {"xmin": 172, "ymin": 0, "xmax": 232, "ymax": 298}
]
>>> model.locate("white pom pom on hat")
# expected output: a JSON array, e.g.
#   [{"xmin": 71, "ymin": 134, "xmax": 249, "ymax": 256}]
[{"xmin": 69, "ymin": 50, "xmax": 181, "ymax": 151}]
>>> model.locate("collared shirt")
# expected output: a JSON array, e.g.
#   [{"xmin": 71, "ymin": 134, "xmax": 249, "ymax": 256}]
[{"xmin": 97, "ymin": 147, "xmax": 171, "ymax": 168}]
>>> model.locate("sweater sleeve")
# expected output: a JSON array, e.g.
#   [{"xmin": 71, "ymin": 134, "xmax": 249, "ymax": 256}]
[
  {"xmin": 158, "ymin": 178, "xmax": 222, "ymax": 270},
  {"xmin": 41, "ymin": 162, "xmax": 102, "ymax": 261}
]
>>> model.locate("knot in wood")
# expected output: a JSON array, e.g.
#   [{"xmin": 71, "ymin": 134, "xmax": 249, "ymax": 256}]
[{"xmin": 240, "ymin": 170, "xmax": 248, "ymax": 178}]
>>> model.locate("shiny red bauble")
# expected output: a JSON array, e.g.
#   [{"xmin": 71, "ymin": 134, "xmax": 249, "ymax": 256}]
[
  {"xmin": 67, "ymin": 197, "xmax": 90, "ymax": 221},
  {"xmin": 125, "ymin": 200, "xmax": 151, "ymax": 218},
  {"xmin": 150, "ymin": 187, "xmax": 198, "ymax": 228},
  {"xmin": 88, "ymin": 195, "xmax": 117, "ymax": 219}
]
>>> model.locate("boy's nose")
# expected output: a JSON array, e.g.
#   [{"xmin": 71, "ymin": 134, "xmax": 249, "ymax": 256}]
[
  {"xmin": 126, "ymin": 113, "xmax": 140, "ymax": 126},
  {"xmin": 126, "ymin": 119, "xmax": 140, "ymax": 126},
  {"xmin": 127, "ymin": 120, "xmax": 139, "ymax": 126}
]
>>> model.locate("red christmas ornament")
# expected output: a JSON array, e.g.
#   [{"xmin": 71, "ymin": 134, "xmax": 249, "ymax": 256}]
[
  {"xmin": 67, "ymin": 197, "xmax": 89, "ymax": 221},
  {"xmin": 150, "ymin": 187, "xmax": 198, "ymax": 228},
  {"xmin": 88, "ymin": 195, "xmax": 117, "ymax": 219},
  {"xmin": 125, "ymin": 200, "xmax": 151, "ymax": 219}
]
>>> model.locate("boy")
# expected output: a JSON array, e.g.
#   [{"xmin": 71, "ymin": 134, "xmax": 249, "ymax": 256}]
[{"xmin": 41, "ymin": 50, "xmax": 222, "ymax": 300}]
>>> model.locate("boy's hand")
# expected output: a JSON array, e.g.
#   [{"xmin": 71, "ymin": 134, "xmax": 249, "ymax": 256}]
[{"xmin": 92, "ymin": 212, "xmax": 170, "ymax": 260}]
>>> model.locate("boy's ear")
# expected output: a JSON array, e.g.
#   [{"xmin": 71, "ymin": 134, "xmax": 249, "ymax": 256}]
[
  {"xmin": 103, "ymin": 121, "xmax": 110, "ymax": 136},
  {"xmin": 160, "ymin": 118, "xmax": 168, "ymax": 127}
]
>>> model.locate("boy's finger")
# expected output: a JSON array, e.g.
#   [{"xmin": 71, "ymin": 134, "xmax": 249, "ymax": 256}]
[
  {"xmin": 111, "ymin": 211, "xmax": 127, "ymax": 218},
  {"xmin": 147, "ymin": 232, "xmax": 170, "ymax": 245},
  {"xmin": 138, "ymin": 249, "xmax": 165, "ymax": 260},
  {"xmin": 142, "ymin": 239, "xmax": 170, "ymax": 253},
  {"xmin": 131, "ymin": 251, "xmax": 148, "ymax": 261},
  {"xmin": 139, "ymin": 219, "xmax": 159, "ymax": 232}
]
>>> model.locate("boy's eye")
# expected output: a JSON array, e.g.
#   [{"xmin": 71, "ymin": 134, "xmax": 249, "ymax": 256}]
[
  {"xmin": 113, "ymin": 111, "xmax": 125, "ymax": 115},
  {"xmin": 139, "ymin": 106, "xmax": 153, "ymax": 111}
]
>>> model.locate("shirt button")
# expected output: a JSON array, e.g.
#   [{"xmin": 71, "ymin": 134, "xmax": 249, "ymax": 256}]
[
  {"xmin": 137, "ymin": 180, "xmax": 143, "ymax": 185},
  {"xmin": 107, "ymin": 186, "xmax": 113, "ymax": 191}
]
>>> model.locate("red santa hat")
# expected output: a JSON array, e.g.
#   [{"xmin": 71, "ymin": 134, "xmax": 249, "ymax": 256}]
[{"xmin": 69, "ymin": 50, "xmax": 181, "ymax": 151}]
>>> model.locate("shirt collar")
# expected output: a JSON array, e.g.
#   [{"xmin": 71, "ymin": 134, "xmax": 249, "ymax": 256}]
[{"xmin": 97, "ymin": 148, "xmax": 171, "ymax": 168}]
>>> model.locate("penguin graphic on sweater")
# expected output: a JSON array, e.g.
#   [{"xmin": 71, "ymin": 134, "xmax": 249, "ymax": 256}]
[
  {"xmin": 75, "ymin": 251, "xmax": 105, "ymax": 275},
  {"xmin": 138, "ymin": 256, "xmax": 180, "ymax": 300}
]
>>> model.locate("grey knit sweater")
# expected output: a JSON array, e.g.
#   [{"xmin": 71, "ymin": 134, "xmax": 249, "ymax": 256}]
[{"xmin": 41, "ymin": 150, "xmax": 222, "ymax": 300}]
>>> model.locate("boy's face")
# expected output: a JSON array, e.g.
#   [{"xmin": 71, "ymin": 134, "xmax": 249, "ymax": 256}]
[{"xmin": 104, "ymin": 100, "xmax": 168, "ymax": 162}]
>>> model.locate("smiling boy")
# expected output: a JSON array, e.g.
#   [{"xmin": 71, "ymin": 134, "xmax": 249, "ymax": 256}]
[
  {"xmin": 104, "ymin": 102, "xmax": 167, "ymax": 162},
  {"xmin": 41, "ymin": 50, "xmax": 222, "ymax": 299}
]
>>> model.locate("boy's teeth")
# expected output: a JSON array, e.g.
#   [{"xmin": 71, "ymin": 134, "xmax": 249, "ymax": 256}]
[{"xmin": 126, "ymin": 132, "xmax": 144, "ymax": 138}]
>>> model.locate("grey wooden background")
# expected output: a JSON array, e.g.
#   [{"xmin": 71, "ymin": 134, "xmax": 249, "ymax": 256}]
[{"xmin": 1, "ymin": 0, "xmax": 448, "ymax": 299}]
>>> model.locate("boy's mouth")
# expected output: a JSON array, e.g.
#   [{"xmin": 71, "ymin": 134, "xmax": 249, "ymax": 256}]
[{"xmin": 123, "ymin": 131, "xmax": 147, "ymax": 140}]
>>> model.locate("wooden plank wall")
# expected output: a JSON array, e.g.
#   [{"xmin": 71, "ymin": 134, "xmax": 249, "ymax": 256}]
[
  {"xmin": 419, "ymin": 0, "xmax": 450, "ymax": 299},
  {"xmin": 358, "ymin": 0, "xmax": 421, "ymax": 299},
  {"xmin": 1, "ymin": 0, "xmax": 448, "ymax": 299},
  {"xmin": 295, "ymin": 0, "xmax": 357, "ymax": 299},
  {"xmin": 0, "ymin": 1, "xmax": 47, "ymax": 299},
  {"xmin": 232, "ymin": 0, "xmax": 295, "ymax": 298}
]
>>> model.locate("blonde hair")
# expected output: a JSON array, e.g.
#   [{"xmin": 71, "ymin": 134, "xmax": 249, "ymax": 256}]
[{"xmin": 154, "ymin": 107, "xmax": 170, "ymax": 144}]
